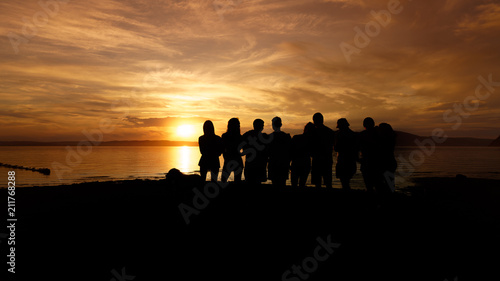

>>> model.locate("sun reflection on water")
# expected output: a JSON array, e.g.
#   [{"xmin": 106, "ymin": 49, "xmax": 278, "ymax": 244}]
[{"xmin": 178, "ymin": 146, "xmax": 192, "ymax": 173}]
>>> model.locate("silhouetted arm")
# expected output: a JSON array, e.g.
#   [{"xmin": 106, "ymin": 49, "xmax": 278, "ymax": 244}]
[
  {"xmin": 217, "ymin": 136, "xmax": 224, "ymax": 156},
  {"xmin": 198, "ymin": 136, "xmax": 204, "ymax": 154}
]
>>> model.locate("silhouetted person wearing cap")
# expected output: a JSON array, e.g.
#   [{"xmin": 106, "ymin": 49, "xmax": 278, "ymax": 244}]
[
  {"xmin": 358, "ymin": 117, "xmax": 380, "ymax": 192},
  {"xmin": 198, "ymin": 120, "xmax": 224, "ymax": 182},
  {"xmin": 221, "ymin": 118, "xmax": 243, "ymax": 183},
  {"xmin": 242, "ymin": 119, "xmax": 270, "ymax": 185},
  {"xmin": 291, "ymin": 122, "xmax": 315, "ymax": 188},
  {"xmin": 378, "ymin": 122, "xmax": 397, "ymax": 193},
  {"xmin": 311, "ymin": 113, "xmax": 335, "ymax": 188},
  {"xmin": 334, "ymin": 118, "xmax": 358, "ymax": 190},
  {"xmin": 268, "ymin": 117, "xmax": 291, "ymax": 187}
]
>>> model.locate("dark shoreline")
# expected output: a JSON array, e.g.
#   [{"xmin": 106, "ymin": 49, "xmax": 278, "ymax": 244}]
[{"xmin": 2, "ymin": 177, "xmax": 500, "ymax": 280}]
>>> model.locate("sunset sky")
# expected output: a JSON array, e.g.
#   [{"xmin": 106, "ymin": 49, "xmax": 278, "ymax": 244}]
[{"xmin": 1, "ymin": 0, "xmax": 500, "ymax": 142}]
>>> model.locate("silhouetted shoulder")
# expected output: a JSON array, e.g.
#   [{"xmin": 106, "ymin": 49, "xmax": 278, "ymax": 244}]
[
  {"xmin": 291, "ymin": 133, "xmax": 313, "ymax": 158},
  {"xmin": 334, "ymin": 128, "xmax": 357, "ymax": 152},
  {"xmin": 291, "ymin": 133, "xmax": 305, "ymax": 145},
  {"xmin": 242, "ymin": 130, "xmax": 256, "ymax": 142},
  {"xmin": 271, "ymin": 131, "xmax": 291, "ymax": 143}
]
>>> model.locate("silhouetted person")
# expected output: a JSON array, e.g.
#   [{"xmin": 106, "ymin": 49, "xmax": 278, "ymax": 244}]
[
  {"xmin": 166, "ymin": 168, "xmax": 202, "ymax": 188},
  {"xmin": 290, "ymin": 122, "xmax": 315, "ymax": 188},
  {"xmin": 198, "ymin": 120, "xmax": 223, "ymax": 182},
  {"xmin": 242, "ymin": 119, "xmax": 270, "ymax": 185},
  {"xmin": 311, "ymin": 113, "xmax": 335, "ymax": 188},
  {"xmin": 268, "ymin": 117, "xmax": 291, "ymax": 187},
  {"xmin": 166, "ymin": 168, "xmax": 203, "ymax": 202},
  {"xmin": 358, "ymin": 117, "xmax": 380, "ymax": 192},
  {"xmin": 221, "ymin": 118, "xmax": 243, "ymax": 183},
  {"xmin": 378, "ymin": 122, "xmax": 397, "ymax": 193},
  {"xmin": 334, "ymin": 118, "xmax": 358, "ymax": 190}
]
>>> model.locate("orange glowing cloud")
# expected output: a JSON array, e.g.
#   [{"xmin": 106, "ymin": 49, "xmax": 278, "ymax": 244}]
[{"xmin": 0, "ymin": 0, "xmax": 499, "ymax": 141}]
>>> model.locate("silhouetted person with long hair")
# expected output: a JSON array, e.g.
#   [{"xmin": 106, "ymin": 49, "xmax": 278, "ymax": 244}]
[
  {"xmin": 311, "ymin": 113, "xmax": 335, "ymax": 188},
  {"xmin": 378, "ymin": 122, "xmax": 397, "ymax": 193},
  {"xmin": 358, "ymin": 117, "xmax": 380, "ymax": 192},
  {"xmin": 334, "ymin": 118, "xmax": 358, "ymax": 190},
  {"xmin": 198, "ymin": 120, "xmax": 223, "ymax": 182},
  {"xmin": 242, "ymin": 119, "xmax": 270, "ymax": 185},
  {"xmin": 221, "ymin": 118, "xmax": 243, "ymax": 183},
  {"xmin": 291, "ymin": 122, "xmax": 315, "ymax": 188},
  {"xmin": 268, "ymin": 117, "xmax": 291, "ymax": 187}
]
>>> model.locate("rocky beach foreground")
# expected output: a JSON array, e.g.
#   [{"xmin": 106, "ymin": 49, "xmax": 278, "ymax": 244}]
[{"xmin": 2, "ymin": 177, "xmax": 500, "ymax": 281}]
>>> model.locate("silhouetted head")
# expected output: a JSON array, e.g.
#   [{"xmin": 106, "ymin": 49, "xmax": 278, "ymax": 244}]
[
  {"xmin": 304, "ymin": 122, "xmax": 315, "ymax": 135},
  {"xmin": 165, "ymin": 168, "xmax": 183, "ymax": 183},
  {"xmin": 253, "ymin": 119, "xmax": 264, "ymax": 132},
  {"xmin": 379, "ymin": 122, "xmax": 395, "ymax": 137},
  {"xmin": 363, "ymin": 117, "xmax": 375, "ymax": 129},
  {"xmin": 203, "ymin": 120, "xmax": 215, "ymax": 136},
  {"xmin": 379, "ymin": 123, "xmax": 396, "ymax": 147},
  {"xmin": 378, "ymin": 122, "xmax": 393, "ymax": 132},
  {"xmin": 313, "ymin": 112, "xmax": 324, "ymax": 126},
  {"xmin": 336, "ymin": 118, "xmax": 350, "ymax": 129},
  {"xmin": 227, "ymin": 118, "xmax": 240, "ymax": 134},
  {"xmin": 272, "ymin": 116, "xmax": 282, "ymax": 131}
]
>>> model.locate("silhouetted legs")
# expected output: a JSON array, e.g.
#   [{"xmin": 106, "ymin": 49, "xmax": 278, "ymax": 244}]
[
  {"xmin": 362, "ymin": 171, "xmax": 376, "ymax": 192},
  {"xmin": 323, "ymin": 167, "xmax": 332, "ymax": 188},
  {"xmin": 268, "ymin": 157, "xmax": 290, "ymax": 188},
  {"xmin": 381, "ymin": 170, "xmax": 395, "ymax": 193},
  {"xmin": 272, "ymin": 178, "xmax": 287, "ymax": 188},
  {"xmin": 363, "ymin": 170, "xmax": 394, "ymax": 194},
  {"xmin": 200, "ymin": 168, "xmax": 219, "ymax": 182},
  {"xmin": 312, "ymin": 160, "xmax": 333, "ymax": 188},
  {"xmin": 291, "ymin": 172, "xmax": 299, "ymax": 188},
  {"xmin": 291, "ymin": 165, "xmax": 310, "ymax": 188},
  {"xmin": 299, "ymin": 174, "xmax": 308, "ymax": 188},
  {"xmin": 336, "ymin": 160, "xmax": 356, "ymax": 190},
  {"xmin": 200, "ymin": 168, "xmax": 207, "ymax": 182},
  {"xmin": 245, "ymin": 169, "xmax": 263, "ymax": 186},
  {"xmin": 339, "ymin": 178, "xmax": 351, "ymax": 190},
  {"xmin": 221, "ymin": 159, "xmax": 243, "ymax": 183},
  {"xmin": 244, "ymin": 162, "xmax": 267, "ymax": 185},
  {"xmin": 211, "ymin": 170, "xmax": 218, "ymax": 182},
  {"xmin": 221, "ymin": 170, "xmax": 242, "ymax": 183}
]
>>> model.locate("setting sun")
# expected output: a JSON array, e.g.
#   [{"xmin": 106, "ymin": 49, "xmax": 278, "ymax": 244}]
[{"xmin": 176, "ymin": 124, "xmax": 195, "ymax": 138}]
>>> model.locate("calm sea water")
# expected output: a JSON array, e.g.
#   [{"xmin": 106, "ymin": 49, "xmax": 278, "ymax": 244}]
[{"xmin": 0, "ymin": 146, "xmax": 499, "ymax": 188}]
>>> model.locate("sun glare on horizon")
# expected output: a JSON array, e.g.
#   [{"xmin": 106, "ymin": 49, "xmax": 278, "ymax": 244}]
[{"xmin": 176, "ymin": 124, "xmax": 195, "ymax": 138}]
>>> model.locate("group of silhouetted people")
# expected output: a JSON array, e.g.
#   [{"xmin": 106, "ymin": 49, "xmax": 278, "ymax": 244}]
[{"xmin": 198, "ymin": 113, "xmax": 397, "ymax": 193}]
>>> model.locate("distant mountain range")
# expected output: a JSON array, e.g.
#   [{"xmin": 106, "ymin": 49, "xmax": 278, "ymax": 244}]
[
  {"xmin": 489, "ymin": 135, "xmax": 500, "ymax": 147},
  {"xmin": 0, "ymin": 132, "xmax": 499, "ymax": 147},
  {"xmin": 0, "ymin": 140, "xmax": 198, "ymax": 146},
  {"xmin": 395, "ymin": 131, "xmax": 498, "ymax": 147}
]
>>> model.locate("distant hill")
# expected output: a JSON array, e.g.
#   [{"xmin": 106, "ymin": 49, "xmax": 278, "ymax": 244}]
[
  {"xmin": 0, "ymin": 140, "xmax": 198, "ymax": 146},
  {"xmin": 395, "ymin": 131, "xmax": 494, "ymax": 147},
  {"xmin": 490, "ymin": 135, "xmax": 500, "ymax": 146},
  {"xmin": 0, "ymin": 132, "xmax": 495, "ymax": 147}
]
